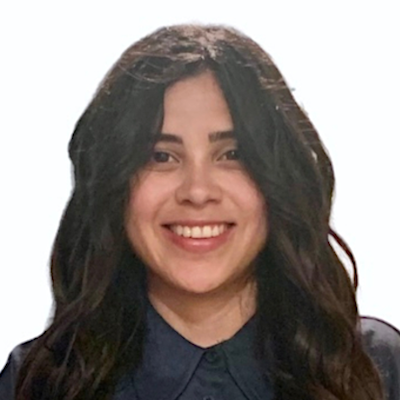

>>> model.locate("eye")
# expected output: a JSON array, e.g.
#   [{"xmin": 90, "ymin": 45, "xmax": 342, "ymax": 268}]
[
  {"xmin": 219, "ymin": 149, "xmax": 240, "ymax": 161},
  {"xmin": 151, "ymin": 151, "xmax": 176, "ymax": 163}
]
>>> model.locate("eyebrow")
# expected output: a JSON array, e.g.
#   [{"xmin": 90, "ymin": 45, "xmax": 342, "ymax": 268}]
[
  {"xmin": 209, "ymin": 130, "xmax": 235, "ymax": 143},
  {"xmin": 157, "ymin": 130, "xmax": 235, "ymax": 144}
]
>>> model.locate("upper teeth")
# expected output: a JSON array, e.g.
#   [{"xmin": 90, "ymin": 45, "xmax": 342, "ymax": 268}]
[{"xmin": 171, "ymin": 225, "xmax": 227, "ymax": 238}]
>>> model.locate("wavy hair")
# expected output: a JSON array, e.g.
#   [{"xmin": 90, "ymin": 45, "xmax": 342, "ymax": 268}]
[{"xmin": 16, "ymin": 24, "xmax": 383, "ymax": 400}]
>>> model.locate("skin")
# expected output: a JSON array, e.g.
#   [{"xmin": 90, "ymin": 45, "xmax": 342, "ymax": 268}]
[{"xmin": 125, "ymin": 71, "xmax": 268, "ymax": 346}]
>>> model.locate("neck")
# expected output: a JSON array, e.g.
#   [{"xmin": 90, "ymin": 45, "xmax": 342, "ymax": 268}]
[{"xmin": 148, "ymin": 277, "xmax": 257, "ymax": 348}]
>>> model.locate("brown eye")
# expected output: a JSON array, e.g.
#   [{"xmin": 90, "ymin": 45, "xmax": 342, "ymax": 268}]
[
  {"xmin": 220, "ymin": 149, "xmax": 240, "ymax": 161},
  {"xmin": 152, "ymin": 151, "xmax": 173, "ymax": 163}
]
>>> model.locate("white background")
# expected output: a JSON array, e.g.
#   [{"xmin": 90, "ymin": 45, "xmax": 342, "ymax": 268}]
[{"xmin": 0, "ymin": 1, "xmax": 399, "ymax": 370}]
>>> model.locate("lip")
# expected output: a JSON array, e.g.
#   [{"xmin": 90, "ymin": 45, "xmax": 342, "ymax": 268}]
[
  {"xmin": 162, "ymin": 220, "xmax": 235, "ymax": 227},
  {"xmin": 162, "ymin": 221, "xmax": 235, "ymax": 253}
]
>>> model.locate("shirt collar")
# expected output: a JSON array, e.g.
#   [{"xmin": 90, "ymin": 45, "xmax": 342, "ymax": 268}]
[
  {"xmin": 222, "ymin": 317, "xmax": 273, "ymax": 400},
  {"xmin": 123, "ymin": 303, "xmax": 273, "ymax": 400},
  {"xmin": 132, "ymin": 303, "xmax": 204, "ymax": 399}
]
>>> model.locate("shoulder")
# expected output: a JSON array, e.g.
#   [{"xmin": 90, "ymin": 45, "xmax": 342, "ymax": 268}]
[
  {"xmin": 360, "ymin": 316, "xmax": 400, "ymax": 400},
  {"xmin": 0, "ymin": 340, "xmax": 35, "ymax": 399},
  {"xmin": 361, "ymin": 316, "xmax": 400, "ymax": 361}
]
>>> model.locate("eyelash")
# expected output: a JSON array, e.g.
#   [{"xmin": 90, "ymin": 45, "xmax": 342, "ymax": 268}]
[
  {"xmin": 219, "ymin": 149, "xmax": 240, "ymax": 161},
  {"xmin": 150, "ymin": 148, "xmax": 240, "ymax": 164},
  {"xmin": 151, "ymin": 151, "xmax": 177, "ymax": 163}
]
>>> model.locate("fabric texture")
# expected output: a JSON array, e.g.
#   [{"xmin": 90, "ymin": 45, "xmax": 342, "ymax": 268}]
[
  {"xmin": 114, "ymin": 304, "xmax": 273, "ymax": 400},
  {"xmin": 1, "ymin": 312, "xmax": 399, "ymax": 400}
]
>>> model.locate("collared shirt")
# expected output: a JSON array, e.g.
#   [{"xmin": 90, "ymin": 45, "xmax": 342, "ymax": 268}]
[
  {"xmin": 114, "ymin": 304, "xmax": 273, "ymax": 400},
  {"xmin": 1, "ymin": 310, "xmax": 399, "ymax": 400}
]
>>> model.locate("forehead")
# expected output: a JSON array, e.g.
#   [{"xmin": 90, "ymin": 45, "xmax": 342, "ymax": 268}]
[{"xmin": 161, "ymin": 70, "xmax": 234, "ymax": 136}]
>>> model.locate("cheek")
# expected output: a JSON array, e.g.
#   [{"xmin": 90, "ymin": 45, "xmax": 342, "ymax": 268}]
[
  {"xmin": 128, "ymin": 175, "xmax": 168, "ymax": 218},
  {"xmin": 125, "ymin": 182, "xmax": 150, "ymax": 250},
  {"xmin": 227, "ymin": 175, "xmax": 266, "ymax": 218},
  {"xmin": 125, "ymin": 195, "xmax": 158, "ymax": 270},
  {"xmin": 230, "ymin": 178, "xmax": 268, "ymax": 242},
  {"xmin": 125, "ymin": 176, "xmax": 171, "ymax": 245}
]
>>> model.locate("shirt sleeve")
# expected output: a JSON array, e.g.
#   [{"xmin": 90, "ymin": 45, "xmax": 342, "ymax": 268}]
[
  {"xmin": 0, "ymin": 342, "xmax": 32, "ymax": 399},
  {"xmin": 361, "ymin": 317, "xmax": 400, "ymax": 400},
  {"xmin": 0, "ymin": 352, "xmax": 19, "ymax": 399}
]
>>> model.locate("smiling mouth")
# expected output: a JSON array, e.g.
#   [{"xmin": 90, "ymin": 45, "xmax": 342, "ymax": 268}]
[{"xmin": 165, "ymin": 224, "xmax": 234, "ymax": 239}]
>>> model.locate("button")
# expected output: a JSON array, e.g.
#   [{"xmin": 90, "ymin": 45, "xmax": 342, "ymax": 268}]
[{"xmin": 205, "ymin": 349, "xmax": 219, "ymax": 363}]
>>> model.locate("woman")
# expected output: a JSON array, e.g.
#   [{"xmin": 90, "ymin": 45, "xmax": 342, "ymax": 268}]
[{"xmin": 1, "ymin": 24, "xmax": 399, "ymax": 400}]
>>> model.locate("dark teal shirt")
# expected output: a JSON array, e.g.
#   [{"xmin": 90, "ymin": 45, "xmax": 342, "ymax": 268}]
[
  {"xmin": 114, "ymin": 304, "xmax": 273, "ymax": 400},
  {"xmin": 1, "ymin": 310, "xmax": 399, "ymax": 399}
]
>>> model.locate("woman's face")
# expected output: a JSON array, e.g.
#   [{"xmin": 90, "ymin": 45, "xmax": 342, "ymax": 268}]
[{"xmin": 125, "ymin": 71, "xmax": 268, "ymax": 296}]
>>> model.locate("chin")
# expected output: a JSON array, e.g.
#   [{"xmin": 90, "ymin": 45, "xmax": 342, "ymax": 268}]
[
  {"xmin": 179, "ymin": 281, "xmax": 223, "ymax": 296},
  {"xmin": 173, "ymin": 272, "xmax": 242, "ymax": 297}
]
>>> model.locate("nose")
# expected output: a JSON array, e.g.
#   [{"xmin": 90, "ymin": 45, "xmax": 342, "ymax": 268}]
[{"xmin": 175, "ymin": 162, "xmax": 222, "ymax": 207}]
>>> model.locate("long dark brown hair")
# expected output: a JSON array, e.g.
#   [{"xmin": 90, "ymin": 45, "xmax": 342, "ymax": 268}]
[{"xmin": 16, "ymin": 24, "xmax": 383, "ymax": 400}]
